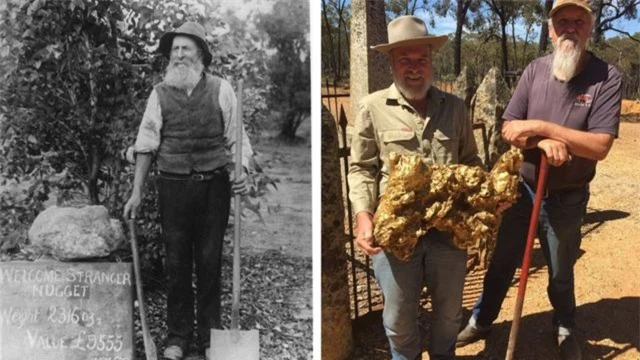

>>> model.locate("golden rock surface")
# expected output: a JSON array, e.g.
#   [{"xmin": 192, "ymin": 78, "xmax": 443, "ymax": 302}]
[{"xmin": 373, "ymin": 149, "xmax": 523, "ymax": 263}]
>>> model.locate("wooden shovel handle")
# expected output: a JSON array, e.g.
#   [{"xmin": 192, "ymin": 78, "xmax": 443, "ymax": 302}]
[
  {"xmin": 506, "ymin": 152, "xmax": 549, "ymax": 360},
  {"xmin": 232, "ymin": 80, "xmax": 244, "ymax": 331}
]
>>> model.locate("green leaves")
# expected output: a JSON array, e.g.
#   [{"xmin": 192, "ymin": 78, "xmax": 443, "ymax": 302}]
[{"xmin": 0, "ymin": 0, "xmax": 292, "ymax": 257}]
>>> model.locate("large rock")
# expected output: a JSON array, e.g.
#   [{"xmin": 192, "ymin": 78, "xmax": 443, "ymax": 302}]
[
  {"xmin": 453, "ymin": 66, "xmax": 476, "ymax": 109},
  {"xmin": 28, "ymin": 206, "xmax": 126, "ymax": 260},
  {"xmin": 471, "ymin": 67, "xmax": 512, "ymax": 169}
]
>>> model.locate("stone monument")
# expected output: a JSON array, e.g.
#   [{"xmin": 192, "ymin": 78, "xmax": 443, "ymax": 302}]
[
  {"xmin": 349, "ymin": 0, "xmax": 392, "ymax": 125},
  {"xmin": 471, "ymin": 67, "xmax": 511, "ymax": 169},
  {"xmin": 321, "ymin": 105, "xmax": 353, "ymax": 360}
]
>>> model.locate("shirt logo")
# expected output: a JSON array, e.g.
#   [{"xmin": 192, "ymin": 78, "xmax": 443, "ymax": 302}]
[{"xmin": 574, "ymin": 94, "xmax": 592, "ymax": 107}]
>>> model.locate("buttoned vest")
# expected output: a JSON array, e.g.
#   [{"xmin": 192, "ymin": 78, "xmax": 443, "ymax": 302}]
[{"xmin": 155, "ymin": 74, "xmax": 228, "ymax": 174}]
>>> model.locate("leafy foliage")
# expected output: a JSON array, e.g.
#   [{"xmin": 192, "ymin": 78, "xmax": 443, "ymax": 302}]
[
  {"xmin": 321, "ymin": 1, "xmax": 640, "ymax": 97},
  {"xmin": 322, "ymin": 0, "xmax": 351, "ymax": 84},
  {"xmin": 256, "ymin": 0, "xmax": 310, "ymax": 141},
  {"xmin": 0, "ymin": 0, "xmax": 294, "ymax": 269}
]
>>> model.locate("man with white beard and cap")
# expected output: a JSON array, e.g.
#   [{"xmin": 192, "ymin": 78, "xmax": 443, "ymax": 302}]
[
  {"xmin": 456, "ymin": 1, "xmax": 621, "ymax": 359},
  {"xmin": 123, "ymin": 21, "xmax": 253, "ymax": 360},
  {"xmin": 348, "ymin": 15, "xmax": 483, "ymax": 360}
]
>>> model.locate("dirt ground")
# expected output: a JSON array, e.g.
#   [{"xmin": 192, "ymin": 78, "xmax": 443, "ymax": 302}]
[
  {"xmin": 351, "ymin": 122, "xmax": 640, "ymax": 359},
  {"xmin": 241, "ymin": 125, "xmax": 313, "ymax": 315},
  {"xmin": 621, "ymin": 99, "xmax": 640, "ymax": 115},
  {"xmin": 242, "ymin": 137, "xmax": 312, "ymax": 258},
  {"xmin": 454, "ymin": 121, "xmax": 640, "ymax": 359}
]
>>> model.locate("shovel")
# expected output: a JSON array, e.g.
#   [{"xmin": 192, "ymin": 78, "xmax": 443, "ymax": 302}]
[
  {"xmin": 210, "ymin": 80, "xmax": 260, "ymax": 360},
  {"xmin": 505, "ymin": 152, "xmax": 549, "ymax": 360},
  {"xmin": 128, "ymin": 218, "xmax": 158, "ymax": 360}
]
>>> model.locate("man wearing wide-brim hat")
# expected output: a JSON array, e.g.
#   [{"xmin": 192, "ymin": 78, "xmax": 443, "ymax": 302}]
[
  {"xmin": 124, "ymin": 21, "xmax": 253, "ymax": 360},
  {"xmin": 348, "ymin": 15, "xmax": 482, "ymax": 360},
  {"xmin": 457, "ymin": 1, "xmax": 622, "ymax": 359}
]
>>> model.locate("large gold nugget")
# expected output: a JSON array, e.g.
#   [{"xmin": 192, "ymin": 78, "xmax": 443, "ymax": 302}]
[{"xmin": 373, "ymin": 148, "xmax": 523, "ymax": 262}]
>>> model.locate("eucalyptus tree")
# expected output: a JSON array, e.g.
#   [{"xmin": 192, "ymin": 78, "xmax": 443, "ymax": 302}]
[
  {"xmin": 591, "ymin": 0, "xmax": 640, "ymax": 44},
  {"xmin": 432, "ymin": 0, "xmax": 482, "ymax": 75},
  {"xmin": 483, "ymin": 0, "xmax": 522, "ymax": 75}
]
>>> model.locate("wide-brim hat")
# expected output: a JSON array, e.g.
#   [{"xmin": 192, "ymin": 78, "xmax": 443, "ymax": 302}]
[
  {"xmin": 157, "ymin": 21, "xmax": 212, "ymax": 67},
  {"xmin": 372, "ymin": 15, "xmax": 448, "ymax": 53},
  {"xmin": 549, "ymin": 0, "xmax": 592, "ymax": 17}
]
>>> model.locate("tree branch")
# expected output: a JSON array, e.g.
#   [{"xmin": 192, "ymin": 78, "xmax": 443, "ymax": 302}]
[
  {"xmin": 607, "ymin": 27, "xmax": 640, "ymax": 43},
  {"xmin": 598, "ymin": 0, "xmax": 640, "ymax": 30}
]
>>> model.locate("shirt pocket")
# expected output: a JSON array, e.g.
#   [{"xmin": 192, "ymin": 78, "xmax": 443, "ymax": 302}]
[
  {"xmin": 432, "ymin": 130, "xmax": 459, "ymax": 164},
  {"xmin": 379, "ymin": 129, "xmax": 419, "ymax": 156}
]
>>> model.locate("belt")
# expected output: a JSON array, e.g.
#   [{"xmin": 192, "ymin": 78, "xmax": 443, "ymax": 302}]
[{"xmin": 159, "ymin": 169, "xmax": 226, "ymax": 181}]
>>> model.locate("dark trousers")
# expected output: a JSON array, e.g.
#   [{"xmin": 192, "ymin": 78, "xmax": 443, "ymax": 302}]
[
  {"xmin": 472, "ymin": 181, "xmax": 588, "ymax": 333},
  {"xmin": 158, "ymin": 171, "xmax": 230, "ymax": 351}
]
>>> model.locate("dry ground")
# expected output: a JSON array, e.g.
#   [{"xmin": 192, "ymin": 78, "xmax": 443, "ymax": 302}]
[
  {"xmin": 454, "ymin": 122, "xmax": 640, "ymax": 359},
  {"xmin": 350, "ymin": 122, "xmax": 640, "ymax": 359}
]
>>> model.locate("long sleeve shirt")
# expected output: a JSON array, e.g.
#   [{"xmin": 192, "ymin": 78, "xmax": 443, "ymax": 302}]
[{"xmin": 348, "ymin": 84, "xmax": 482, "ymax": 215}]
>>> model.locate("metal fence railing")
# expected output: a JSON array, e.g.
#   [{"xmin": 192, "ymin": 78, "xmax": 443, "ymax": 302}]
[{"xmin": 322, "ymin": 85, "xmax": 382, "ymax": 319}]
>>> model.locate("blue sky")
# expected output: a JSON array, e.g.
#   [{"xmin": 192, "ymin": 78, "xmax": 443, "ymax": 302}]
[{"xmin": 418, "ymin": 9, "xmax": 640, "ymax": 40}]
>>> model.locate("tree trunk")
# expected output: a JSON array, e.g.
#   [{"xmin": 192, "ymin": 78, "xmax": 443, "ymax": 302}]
[
  {"xmin": 500, "ymin": 19, "xmax": 509, "ymax": 75},
  {"xmin": 336, "ymin": 6, "xmax": 344, "ymax": 81},
  {"xmin": 511, "ymin": 18, "xmax": 517, "ymax": 71},
  {"xmin": 591, "ymin": 0, "xmax": 605, "ymax": 45},
  {"xmin": 538, "ymin": 0, "xmax": 553, "ymax": 55},
  {"xmin": 279, "ymin": 110, "xmax": 299, "ymax": 142},
  {"xmin": 85, "ymin": 34, "xmax": 101, "ymax": 205},
  {"xmin": 322, "ymin": 0, "xmax": 338, "ymax": 82},
  {"xmin": 453, "ymin": 0, "xmax": 467, "ymax": 76},
  {"xmin": 88, "ymin": 148, "xmax": 100, "ymax": 205},
  {"xmin": 522, "ymin": 24, "xmax": 530, "ymax": 70},
  {"xmin": 339, "ymin": 15, "xmax": 350, "ymax": 80}
]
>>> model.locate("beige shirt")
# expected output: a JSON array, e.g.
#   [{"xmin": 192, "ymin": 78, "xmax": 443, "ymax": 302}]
[
  {"xmin": 348, "ymin": 84, "xmax": 482, "ymax": 215},
  {"xmin": 134, "ymin": 78, "xmax": 253, "ymax": 169}
]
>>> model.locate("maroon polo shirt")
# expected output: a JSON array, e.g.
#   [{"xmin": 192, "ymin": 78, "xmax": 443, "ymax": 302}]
[{"xmin": 503, "ymin": 52, "xmax": 622, "ymax": 191}]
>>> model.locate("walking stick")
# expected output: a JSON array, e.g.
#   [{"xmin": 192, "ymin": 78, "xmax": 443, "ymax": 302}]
[{"xmin": 505, "ymin": 152, "xmax": 549, "ymax": 360}]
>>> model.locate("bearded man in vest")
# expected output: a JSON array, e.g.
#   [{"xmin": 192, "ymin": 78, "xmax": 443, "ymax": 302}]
[{"xmin": 123, "ymin": 22, "xmax": 253, "ymax": 360}]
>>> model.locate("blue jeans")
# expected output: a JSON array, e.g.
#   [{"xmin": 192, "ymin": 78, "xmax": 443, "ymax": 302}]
[
  {"xmin": 471, "ymin": 181, "xmax": 588, "ymax": 335},
  {"xmin": 158, "ymin": 171, "xmax": 231, "ymax": 351},
  {"xmin": 372, "ymin": 229, "xmax": 468, "ymax": 360}
]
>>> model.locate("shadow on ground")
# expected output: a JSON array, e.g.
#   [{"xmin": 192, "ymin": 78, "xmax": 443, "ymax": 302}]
[
  {"xmin": 349, "ymin": 205, "xmax": 635, "ymax": 359},
  {"xmin": 581, "ymin": 208, "xmax": 630, "ymax": 238},
  {"xmin": 352, "ymin": 297, "xmax": 639, "ymax": 359}
]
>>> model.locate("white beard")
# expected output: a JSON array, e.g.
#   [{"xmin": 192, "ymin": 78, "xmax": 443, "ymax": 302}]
[
  {"xmin": 393, "ymin": 73, "xmax": 432, "ymax": 101},
  {"xmin": 551, "ymin": 35, "xmax": 584, "ymax": 82},
  {"xmin": 163, "ymin": 58, "xmax": 204, "ymax": 91}
]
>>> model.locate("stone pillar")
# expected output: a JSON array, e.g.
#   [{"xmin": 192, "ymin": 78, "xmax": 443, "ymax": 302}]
[
  {"xmin": 349, "ymin": 0, "xmax": 391, "ymax": 124},
  {"xmin": 453, "ymin": 65, "xmax": 476, "ymax": 109},
  {"xmin": 321, "ymin": 105, "xmax": 353, "ymax": 360},
  {"xmin": 471, "ymin": 67, "xmax": 511, "ymax": 169}
]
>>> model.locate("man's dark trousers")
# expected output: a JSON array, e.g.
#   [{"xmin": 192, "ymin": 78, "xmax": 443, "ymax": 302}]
[{"xmin": 158, "ymin": 170, "xmax": 231, "ymax": 351}]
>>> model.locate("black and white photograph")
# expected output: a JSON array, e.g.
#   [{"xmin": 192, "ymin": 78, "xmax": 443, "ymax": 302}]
[{"xmin": 0, "ymin": 0, "xmax": 311, "ymax": 359}]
